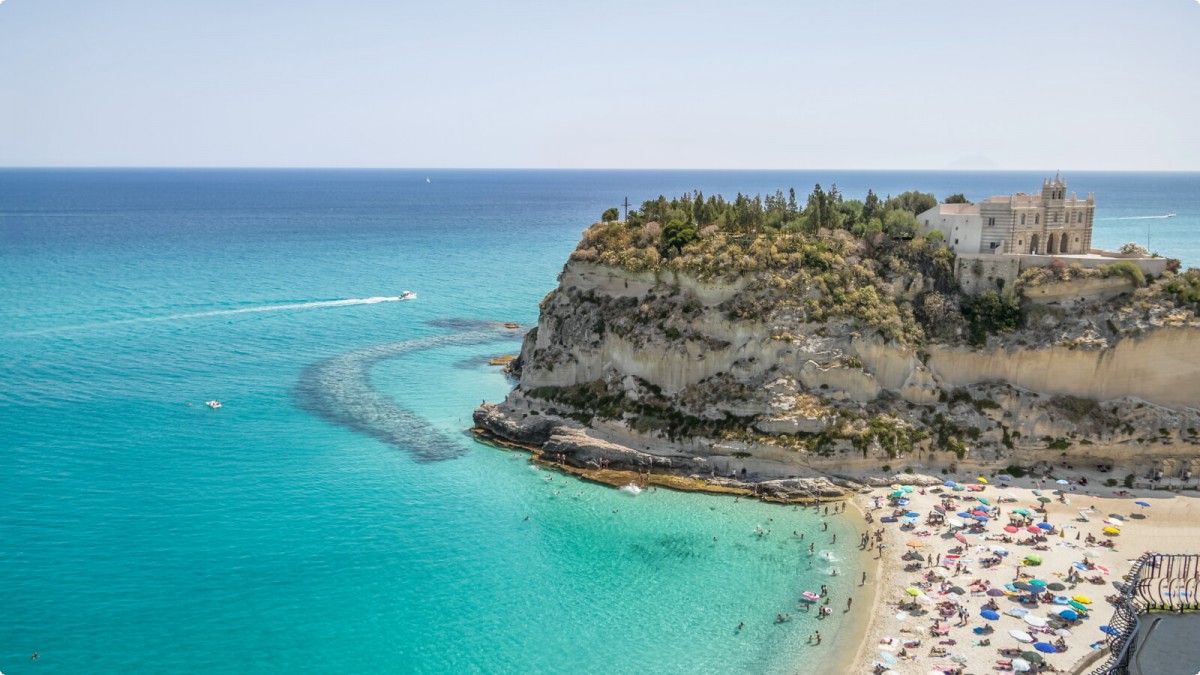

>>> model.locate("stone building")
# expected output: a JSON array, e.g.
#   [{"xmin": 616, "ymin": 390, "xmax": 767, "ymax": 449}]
[{"xmin": 918, "ymin": 174, "xmax": 1095, "ymax": 256}]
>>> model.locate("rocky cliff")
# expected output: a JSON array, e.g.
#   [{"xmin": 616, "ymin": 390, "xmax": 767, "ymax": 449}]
[{"xmin": 475, "ymin": 221, "xmax": 1200, "ymax": 495}]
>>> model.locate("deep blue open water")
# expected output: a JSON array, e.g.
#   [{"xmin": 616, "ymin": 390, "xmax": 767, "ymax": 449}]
[{"xmin": 1, "ymin": 169, "xmax": 1195, "ymax": 673}]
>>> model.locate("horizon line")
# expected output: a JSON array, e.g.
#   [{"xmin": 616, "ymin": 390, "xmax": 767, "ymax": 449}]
[{"xmin": 3, "ymin": 166, "xmax": 1200, "ymax": 174}]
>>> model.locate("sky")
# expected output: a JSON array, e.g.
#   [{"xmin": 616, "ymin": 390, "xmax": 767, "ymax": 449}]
[{"xmin": 0, "ymin": 0, "xmax": 1197, "ymax": 170}]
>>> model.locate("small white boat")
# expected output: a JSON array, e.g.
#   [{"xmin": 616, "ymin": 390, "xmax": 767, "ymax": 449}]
[
  {"xmin": 397, "ymin": 290, "xmax": 417, "ymax": 301},
  {"xmin": 1166, "ymin": 213, "xmax": 1176, "ymax": 218},
  {"xmin": 800, "ymin": 591, "xmax": 820, "ymax": 603},
  {"xmin": 206, "ymin": 400, "xmax": 222, "ymax": 409}
]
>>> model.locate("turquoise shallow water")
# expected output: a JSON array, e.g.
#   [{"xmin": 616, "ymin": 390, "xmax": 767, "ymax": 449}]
[{"xmin": 1, "ymin": 169, "xmax": 1196, "ymax": 673}]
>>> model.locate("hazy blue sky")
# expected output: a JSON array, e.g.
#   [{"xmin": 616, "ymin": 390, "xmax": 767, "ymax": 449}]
[{"xmin": 1, "ymin": 0, "xmax": 1197, "ymax": 169}]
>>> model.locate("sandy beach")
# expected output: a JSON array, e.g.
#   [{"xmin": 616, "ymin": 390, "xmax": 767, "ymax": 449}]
[{"xmin": 846, "ymin": 471, "xmax": 1200, "ymax": 674}]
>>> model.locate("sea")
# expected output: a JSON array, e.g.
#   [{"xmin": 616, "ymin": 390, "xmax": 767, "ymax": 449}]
[{"xmin": 1, "ymin": 169, "xmax": 1196, "ymax": 674}]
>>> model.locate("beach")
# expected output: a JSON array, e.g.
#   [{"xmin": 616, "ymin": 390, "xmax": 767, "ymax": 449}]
[{"xmin": 847, "ymin": 471, "xmax": 1200, "ymax": 674}]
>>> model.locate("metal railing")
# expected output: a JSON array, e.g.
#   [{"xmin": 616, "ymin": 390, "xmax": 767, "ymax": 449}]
[{"xmin": 1089, "ymin": 553, "xmax": 1200, "ymax": 674}]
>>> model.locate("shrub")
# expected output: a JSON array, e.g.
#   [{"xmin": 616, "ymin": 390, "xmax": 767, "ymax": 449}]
[
  {"xmin": 1106, "ymin": 261, "xmax": 1145, "ymax": 287},
  {"xmin": 1124, "ymin": 474, "xmax": 1135, "ymax": 488}
]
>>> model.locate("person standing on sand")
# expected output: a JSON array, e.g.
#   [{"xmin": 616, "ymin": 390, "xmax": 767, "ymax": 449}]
[
  {"xmin": 861, "ymin": 571, "xmax": 867, "ymax": 585},
  {"xmin": 847, "ymin": 597, "xmax": 853, "ymax": 611}
]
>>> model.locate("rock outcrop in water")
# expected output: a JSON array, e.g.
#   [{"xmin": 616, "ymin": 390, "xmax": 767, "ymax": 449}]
[{"xmin": 475, "ymin": 206, "xmax": 1200, "ymax": 494}]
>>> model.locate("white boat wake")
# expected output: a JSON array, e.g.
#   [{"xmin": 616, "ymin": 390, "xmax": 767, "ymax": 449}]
[
  {"xmin": 1098, "ymin": 214, "xmax": 1176, "ymax": 221},
  {"xmin": 10, "ymin": 296, "xmax": 415, "ymax": 336}
]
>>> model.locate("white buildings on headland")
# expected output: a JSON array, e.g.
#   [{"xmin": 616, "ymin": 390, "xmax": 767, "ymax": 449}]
[
  {"xmin": 917, "ymin": 174, "xmax": 1094, "ymax": 256},
  {"xmin": 917, "ymin": 175, "xmax": 1166, "ymax": 295}
]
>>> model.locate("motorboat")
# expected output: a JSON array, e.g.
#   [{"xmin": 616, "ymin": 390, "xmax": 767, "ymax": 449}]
[
  {"xmin": 397, "ymin": 290, "xmax": 417, "ymax": 301},
  {"xmin": 206, "ymin": 400, "xmax": 222, "ymax": 409},
  {"xmin": 800, "ymin": 591, "xmax": 820, "ymax": 603}
]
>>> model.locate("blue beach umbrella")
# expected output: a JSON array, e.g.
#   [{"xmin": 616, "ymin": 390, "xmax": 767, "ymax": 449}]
[
  {"xmin": 1033, "ymin": 642, "xmax": 1058, "ymax": 654},
  {"xmin": 1100, "ymin": 625, "xmax": 1121, "ymax": 636},
  {"xmin": 944, "ymin": 481, "xmax": 957, "ymax": 487},
  {"xmin": 974, "ymin": 515, "xmax": 989, "ymax": 522},
  {"xmin": 1135, "ymin": 501, "xmax": 1151, "ymax": 508},
  {"xmin": 905, "ymin": 512, "xmax": 921, "ymax": 518},
  {"xmin": 958, "ymin": 512, "xmax": 974, "ymax": 518},
  {"xmin": 1059, "ymin": 609, "xmax": 1079, "ymax": 621},
  {"xmin": 981, "ymin": 609, "xmax": 1001, "ymax": 620},
  {"xmin": 1037, "ymin": 522, "xmax": 1054, "ymax": 530}
]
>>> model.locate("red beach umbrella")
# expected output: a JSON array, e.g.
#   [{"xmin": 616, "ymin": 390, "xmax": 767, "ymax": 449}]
[
  {"xmin": 955, "ymin": 533, "xmax": 968, "ymax": 544},
  {"xmin": 1004, "ymin": 526, "xmax": 1019, "ymax": 533},
  {"xmin": 1027, "ymin": 526, "xmax": 1041, "ymax": 534}
]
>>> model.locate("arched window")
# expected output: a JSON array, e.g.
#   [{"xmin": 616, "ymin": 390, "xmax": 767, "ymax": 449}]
[{"xmin": 1035, "ymin": 214, "xmax": 1040, "ymax": 225}]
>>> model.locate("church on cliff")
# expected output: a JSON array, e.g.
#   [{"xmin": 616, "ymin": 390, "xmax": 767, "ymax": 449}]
[{"xmin": 917, "ymin": 174, "xmax": 1095, "ymax": 256}]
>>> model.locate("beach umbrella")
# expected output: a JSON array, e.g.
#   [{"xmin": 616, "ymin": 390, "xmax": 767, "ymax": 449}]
[
  {"xmin": 1056, "ymin": 628, "xmax": 1073, "ymax": 638},
  {"xmin": 1037, "ymin": 522, "xmax": 1054, "ymax": 531},
  {"xmin": 972, "ymin": 510, "xmax": 989, "ymax": 517},
  {"xmin": 907, "ymin": 540, "xmax": 924, "ymax": 547},
  {"xmin": 1053, "ymin": 596, "xmax": 1070, "ymax": 605},
  {"xmin": 1100, "ymin": 625, "xmax": 1121, "ymax": 636},
  {"xmin": 944, "ymin": 480, "xmax": 957, "ymax": 487},
  {"xmin": 934, "ymin": 504, "xmax": 946, "ymax": 513},
  {"xmin": 1014, "ymin": 581, "xmax": 1034, "ymax": 591},
  {"xmin": 1009, "ymin": 629, "xmax": 1034, "ymax": 643},
  {"xmin": 1004, "ymin": 525, "xmax": 1019, "ymax": 533},
  {"xmin": 1012, "ymin": 658, "xmax": 1032, "ymax": 672},
  {"xmin": 1059, "ymin": 609, "xmax": 1080, "ymax": 621},
  {"xmin": 952, "ymin": 485, "xmax": 965, "ymax": 492},
  {"xmin": 998, "ymin": 474, "xmax": 1013, "ymax": 481},
  {"xmin": 892, "ymin": 490, "xmax": 904, "ymax": 498},
  {"xmin": 916, "ymin": 594, "xmax": 934, "ymax": 606},
  {"xmin": 1034, "ymin": 642, "xmax": 1058, "ymax": 654},
  {"xmin": 1013, "ymin": 508, "xmax": 1031, "ymax": 516},
  {"xmin": 957, "ymin": 511, "xmax": 974, "ymax": 518},
  {"xmin": 902, "ymin": 485, "xmax": 915, "ymax": 493},
  {"xmin": 954, "ymin": 533, "xmax": 968, "ymax": 544},
  {"xmin": 1020, "ymin": 651, "xmax": 1044, "ymax": 664},
  {"xmin": 1072, "ymin": 595, "xmax": 1092, "ymax": 604},
  {"xmin": 947, "ymin": 518, "xmax": 965, "ymax": 528},
  {"xmin": 1027, "ymin": 526, "xmax": 1042, "ymax": 534},
  {"xmin": 904, "ymin": 511, "xmax": 921, "ymax": 518},
  {"xmin": 1037, "ymin": 497, "xmax": 1052, "ymax": 504},
  {"xmin": 1069, "ymin": 600, "xmax": 1089, "ymax": 612},
  {"xmin": 1024, "ymin": 554, "xmax": 1043, "ymax": 564},
  {"xmin": 977, "ymin": 477, "xmax": 989, "ymax": 484},
  {"xmin": 1029, "ymin": 579, "xmax": 1048, "ymax": 587},
  {"xmin": 949, "ymin": 586, "xmax": 966, "ymax": 595},
  {"xmin": 981, "ymin": 609, "xmax": 1001, "ymax": 620},
  {"xmin": 1135, "ymin": 500, "xmax": 1151, "ymax": 508},
  {"xmin": 1103, "ymin": 527, "xmax": 1121, "ymax": 536},
  {"xmin": 1107, "ymin": 517, "xmax": 1123, "ymax": 526},
  {"xmin": 905, "ymin": 587, "xmax": 922, "ymax": 596},
  {"xmin": 978, "ymin": 497, "xmax": 992, "ymax": 506},
  {"xmin": 1048, "ymin": 583, "xmax": 1067, "ymax": 591},
  {"xmin": 1024, "ymin": 615, "xmax": 1048, "ymax": 628},
  {"xmin": 990, "ymin": 545, "xmax": 1009, "ymax": 555},
  {"xmin": 1056, "ymin": 479, "xmax": 1070, "ymax": 485},
  {"xmin": 906, "ymin": 551, "xmax": 925, "ymax": 561},
  {"xmin": 974, "ymin": 515, "xmax": 989, "ymax": 522},
  {"xmin": 987, "ymin": 588, "xmax": 1006, "ymax": 597}
]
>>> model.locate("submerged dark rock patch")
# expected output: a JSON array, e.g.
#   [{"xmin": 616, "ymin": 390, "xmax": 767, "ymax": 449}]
[{"xmin": 296, "ymin": 328, "xmax": 515, "ymax": 463}]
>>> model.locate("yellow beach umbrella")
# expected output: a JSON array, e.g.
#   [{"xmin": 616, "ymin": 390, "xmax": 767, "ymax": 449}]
[
  {"xmin": 1103, "ymin": 527, "xmax": 1121, "ymax": 536},
  {"xmin": 977, "ymin": 477, "xmax": 989, "ymax": 484},
  {"xmin": 907, "ymin": 540, "xmax": 925, "ymax": 547},
  {"xmin": 1072, "ymin": 595, "xmax": 1092, "ymax": 605},
  {"xmin": 906, "ymin": 587, "xmax": 922, "ymax": 596}
]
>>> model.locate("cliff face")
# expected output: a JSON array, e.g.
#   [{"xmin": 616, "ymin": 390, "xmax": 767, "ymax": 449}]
[{"xmin": 476, "ymin": 258, "xmax": 1200, "ymax": 489}]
